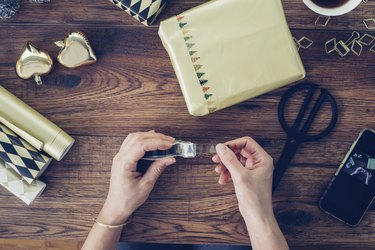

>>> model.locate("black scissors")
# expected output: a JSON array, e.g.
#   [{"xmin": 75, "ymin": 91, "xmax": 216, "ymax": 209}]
[{"xmin": 272, "ymin": 82, "xmax": 338, "ymax": 192}]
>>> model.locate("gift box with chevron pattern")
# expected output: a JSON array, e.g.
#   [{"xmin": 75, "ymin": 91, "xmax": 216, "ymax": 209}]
[{"xmin": 109, "ymin": 0, "xmax": 167, "ymax": 26}]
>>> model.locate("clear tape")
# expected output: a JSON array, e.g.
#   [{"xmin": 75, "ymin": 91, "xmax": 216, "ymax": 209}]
[{"xmin": 142, "ymin": 141, "xmax": 217, "ymax": 160}]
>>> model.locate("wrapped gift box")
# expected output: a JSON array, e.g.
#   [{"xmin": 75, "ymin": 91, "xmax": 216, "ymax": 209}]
[
  {"xmin": 159, "ymin": 0, "xmax": 306, "ymax": 116},
  {"xmin": 0, "ymin": 159, "xmax": 46, "ymax": 205},
  {"xmin": 109, "ymin": 0, "xmax": 167, "ymax": 26},
  {"xmin": 0, "ymin": 123, "xmax": 51, "ymax": 184}
]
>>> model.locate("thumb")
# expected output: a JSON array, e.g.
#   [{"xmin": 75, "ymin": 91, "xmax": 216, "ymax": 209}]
[
  {"xmin": 216, "ymin": 144, "xmax": 243, "ymax": 177},
  {"xmin": 142, "ymin": 158, "xmax": 176, "ymax": 186}
]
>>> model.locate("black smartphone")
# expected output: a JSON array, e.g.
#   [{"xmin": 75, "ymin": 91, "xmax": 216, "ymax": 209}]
[{"xmin": 319, "ymin": 128, "xmax": 375, "ymax": 226}]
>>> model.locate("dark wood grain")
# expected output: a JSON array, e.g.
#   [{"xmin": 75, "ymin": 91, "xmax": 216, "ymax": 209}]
[
  {"xmin": 0, "ymin": 27, "xmax": 374, "ymax": 139},
  {"xmin": 0, "ymin": 239, "xmax": 84, "ymax": 250},
  {"xmin": 0, "ymin": 0, "xmax": 375, "ymax": 248},
  {"xmin": 0, "ymin": 0, "xmax": 374, "ymax": 31},
  {"xmin": 0, "ymin": 239, "xmax": 374, "ymax": 250}
]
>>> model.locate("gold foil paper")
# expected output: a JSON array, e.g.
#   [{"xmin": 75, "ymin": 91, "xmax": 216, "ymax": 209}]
[
  {"xmin": 15, "ymin": 42, "xmax": 53, "ymax": 85},
  {"xmin": 0, "ymin": 86, "xmax": 75, "ymax": 161},
  {"xmin": 0, "ymin": 159, "xmax": 46, "ymax": 205},
  {"xmin": 55, "ymin": 31, "xmax": 97, "ymax": 69},
  {"xmin": 159, "ymin": 0, "xmax": 306, "ymax": 116}
]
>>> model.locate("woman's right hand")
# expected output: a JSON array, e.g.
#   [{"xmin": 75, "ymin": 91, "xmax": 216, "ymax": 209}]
[
  {"xmin": 212, "ymin": 136, "xmax": 274, "ymax": 221},
  {"xmin": 99, "ymin": 131, "xmax": 176, "ymax": 226}
]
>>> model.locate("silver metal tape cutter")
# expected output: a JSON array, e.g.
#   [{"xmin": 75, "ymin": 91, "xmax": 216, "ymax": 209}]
[{"xmin": 142, "ymin": 141, "xmax": 217, "ymax": 160}]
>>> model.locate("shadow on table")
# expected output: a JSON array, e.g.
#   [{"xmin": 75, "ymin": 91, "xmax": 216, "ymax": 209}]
[{"xmin": 118, "ymin": 243, "xmax": 251, "ymax": 250}]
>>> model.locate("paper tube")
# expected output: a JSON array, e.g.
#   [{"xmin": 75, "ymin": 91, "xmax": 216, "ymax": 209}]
[{"xmin": 0, "ymin": 86, "xmax": 74, "ymax": 161}]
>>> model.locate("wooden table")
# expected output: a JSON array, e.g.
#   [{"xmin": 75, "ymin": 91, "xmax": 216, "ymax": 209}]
[{"xmin": 0, "ymin": 0, "xmax": 374, "ymax": 248}]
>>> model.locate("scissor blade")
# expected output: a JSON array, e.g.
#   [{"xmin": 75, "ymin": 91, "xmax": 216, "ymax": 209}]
[{"xmin": 273, "ymin": 139, "xmax": 300, "ymax": 193}]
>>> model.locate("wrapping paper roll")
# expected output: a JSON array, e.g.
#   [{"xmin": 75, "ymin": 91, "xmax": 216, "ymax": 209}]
[
  {"xmin": 159, "ymin": 0, "xmax": 306, "ymax": 116},
  {"xmin": 0, "ymin": 159, "xmax": 46, "ymax": 205},
  {"xmin": 0, "ymin": 86, "xmax": 74, "ymax": 161},
  {"xmin": 0, "ymin": 123, "xmax": 52, "ymax": 184}
]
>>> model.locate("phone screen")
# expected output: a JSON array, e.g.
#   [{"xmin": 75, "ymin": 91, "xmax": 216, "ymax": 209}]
[{"xmin": 320, "ymin": 129, "xmax": 375, "ymax": 226}]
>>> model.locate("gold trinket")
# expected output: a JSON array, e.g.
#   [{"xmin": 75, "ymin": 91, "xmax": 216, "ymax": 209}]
[
  {"xmin": 55, "ymin": 31, "xmax": 97, "ymax": 68},
  {"xmin": 15, "ymin": 42, "xmax": 53, "ymax": 85}
]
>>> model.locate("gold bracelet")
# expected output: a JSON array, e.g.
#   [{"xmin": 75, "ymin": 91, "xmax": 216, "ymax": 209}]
[{"xmin": 93, "ymin": 217, "xmax": 131, "ymax": 229}]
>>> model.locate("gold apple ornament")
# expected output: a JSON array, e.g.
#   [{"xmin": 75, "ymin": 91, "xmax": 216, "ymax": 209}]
[
  {"xmin": 55, "ymin": 31, "xmax": 97, "ymax": 68},
  {"xmin": 15, "ymin": 42, "xmax": 53, "ymax": 85}
]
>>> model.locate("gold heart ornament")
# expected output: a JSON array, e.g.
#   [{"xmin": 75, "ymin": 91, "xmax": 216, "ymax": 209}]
[
  {"xmin": 55, "ymin": 31, "xmax": 97, "ymax": 69},
  {"xmin": 15, "ymin": 42, "xmax": 53, "ymax": 85}
]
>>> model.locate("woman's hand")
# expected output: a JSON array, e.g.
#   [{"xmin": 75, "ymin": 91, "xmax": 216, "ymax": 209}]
[
  {"xmin": 99, "ymin": 131, "xmax": 176, "ymax": 225},
  {"xmin": 213, "ymin": 137, "xmax": 289, "ymax": 250},
  {"xmin": 212, "ymin": 136, "xmax": 274, "ymax": 220}
]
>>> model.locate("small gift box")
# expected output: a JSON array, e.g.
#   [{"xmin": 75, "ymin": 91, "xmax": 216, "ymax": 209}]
[
  {"xmin": 159, "ymin": 0, "xmax": 306, "ymax": 116},
  {"xmin": 109, "ymin": 0, "xmax": 167, "ymax": 26},
  {"xmin": 0, "ymin": 159, "xmax": 46, "ymax": 205},
  {"xmin": 0, "ymin": 123, "xmax": 51, "ymax": 184}
]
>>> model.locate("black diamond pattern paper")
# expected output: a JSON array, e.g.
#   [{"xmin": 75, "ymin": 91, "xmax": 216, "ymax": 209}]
[
  {"xmin": 0, "ymin": 124, "xmax": 52, "ymax": 184},
  {"xmin": 109, "ymin": 0, "xmax": 167, "ymax": 26}
]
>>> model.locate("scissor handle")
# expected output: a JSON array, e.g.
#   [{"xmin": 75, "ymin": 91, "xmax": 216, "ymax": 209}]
[
  {"xmin": 278, "ymin": 82, "xmax": 338, "ymax": 143},
  {"xmin": 303, "ymin": 89, "xmax": 338, "ymax": 142}
]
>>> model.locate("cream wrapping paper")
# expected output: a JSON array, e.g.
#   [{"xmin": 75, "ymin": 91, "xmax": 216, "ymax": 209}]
[
  {"xmin": 159, "ymin": 0, "xmax": 306, "ymax": 116},
  {"xmin": 0, "ymin": 159, "xmax": 46, "ymax": 205},
  {"xmin": 0, "ymin": 86, "xmax": 74, "ymax": 161}
]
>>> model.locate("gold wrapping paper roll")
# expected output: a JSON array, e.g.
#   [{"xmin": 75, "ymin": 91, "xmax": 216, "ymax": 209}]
[{"xmin": 0, "ymin": 86, "xmax": 74, "ymax": 161}]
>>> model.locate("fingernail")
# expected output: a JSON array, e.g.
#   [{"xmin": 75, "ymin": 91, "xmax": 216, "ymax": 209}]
[{"xmin": 216, "ymin": 144, "xmax": 227, "ymax": 155}]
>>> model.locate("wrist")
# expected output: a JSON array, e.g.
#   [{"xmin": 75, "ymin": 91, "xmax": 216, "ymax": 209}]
[
  {"xmin": 99, "ymin": 201, "xmax": 133, "ymax": 225},
  {"xmin": 241, "ymin": 205, "xmax": 277, "ymax": 230},
  {"xmin": 239, "ymin": 197, "xmax": 275, "ymax": 223}
]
